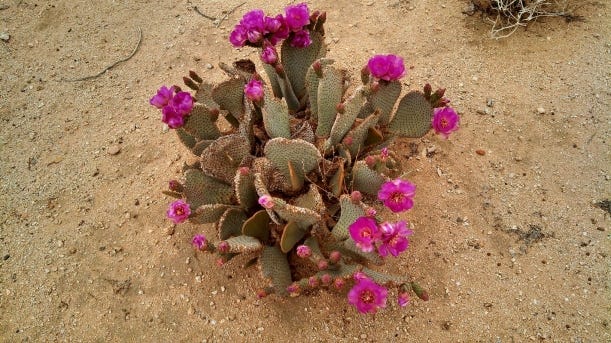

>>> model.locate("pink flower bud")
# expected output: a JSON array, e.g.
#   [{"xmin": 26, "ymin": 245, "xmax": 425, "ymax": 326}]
[
  {"xmin": 365, "ymin": 207, "xmax": 377, "ymax": 217},
  {"xmin": 168, "ymin": 180, "xmax": 183, "ymax": 192},
  {"xmin": 336, "ymin": 102, "xmax": 345, "ymax": 114},
  {"xmin": 239, "ymin": 167, "xmax": 250, "ymax": 176},
  {"xmin": 343, "ymin": 135, "xmax": 353, "ymax": 146},
  {"xmin": 320, "ymin": 274, "xmax": 332, "ymax": 286},
  {"xmin": 256, "ymin": 289, "xmax": 268, "ymax": 299},
  {"xmin": 217, "ymin": 241, "xmax": 230, "ymax": 254},
  {"xmin": 398, "ymin": 292, "xmax": 410, "ymax": 307},
  {"xmin": 350, "ymin": 191, "xmax": 362, "ymax": 203},
  {"xmin": 192, "ymin": 234, "xmax": 207, "ymax": 250},
  {"xmin": 353, "ymin": 271, "xmax": 367, "ymax": 281},
  {"xmin": 333, "ymin": 278, "xmax": 345, "ymax": 290},
  {"xmin": 317, "ymin": 259, "xmax": 328, "ymax": 271},
  {"xmin": 312, "ymin": 60, "xmax": 322, "ymax": 77},
  {"xmin": 296, "ymin": 245, "xmax": 312, "ymax": 258},
  {"xmin": 258, "ymin": 195, "xmax": 275, "ymax": 209},
  {"xmin": 308, "ymin": 276, "xmax": 320, "ymax": 288},
  {"xmin": 329, "ymin": 251, "xmax": 341, "ymax": 264},
  {"xmin": 287, "ymin": 283, "xmax": 300, "ymax": 296},
  {"xmin": 365, "ymin": 155, "xmax": 376, "ymax": 167}
]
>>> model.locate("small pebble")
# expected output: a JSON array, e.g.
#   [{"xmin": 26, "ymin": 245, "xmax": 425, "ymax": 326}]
[
  {"xmin": 0, "ymin": 4, "xmax": 9, "ymax": 10},
  {"xmin": 205, "ymin": 63, "xmax": 213, "ymax": 69},
  {"xmin": 476, "ymin": 149, "xmax": 486, "ymax": 156},
  {"xmin": 0, "ymin": 32, "xmax": 9, "ymax": 42},
  {"xmin": 537, "ymin": 107, "xmax": 546, "ymax": 114},
  {"xmin": 486, "ymin": 98, "xmax": 494, "ymax": 107},
  {"xmin": 107, "ymin": 145, "xmax": 121, "ymax": 155}
]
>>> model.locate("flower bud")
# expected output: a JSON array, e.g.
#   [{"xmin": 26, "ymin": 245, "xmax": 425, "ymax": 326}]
[
  {"xmin": 258, "ymin": 195, "xmax": 275, "ymax": 209},
  {"xmin": 296, "ymin": 245, "xmax": 312, "ymax": 258},
  {"xmin": 217, "ymin": 241, "xmax": 230, "ymax": 254},
  {"xmin": 317, "ymin": 259, "xmax": 328, "ymax": 271},
  {"xmin": 168, "ymin": 180, "xmax": 183, "ymax": 192},
  {"xmin": 333, "ymin": 278, "xmax": 345, "ymax": 290},
  {"xmin": 287, "ymin": 283, "xmax": 300, "ymax": 296},
  {"xmin": 350, "ymin": 191, "xmax": 362, "ymax": 203},
  {"xmin": 424, "ymin": 83, "xmax": 432, "ymax": 98},
  {"xmin": 336, "ymin": 102, "xmax": 345, "ymax": 114},
  {"xmin": 308, "ymin": 276, "xmax": 320, "ymax": 288},
  {"xmin": 312, "ymin": 60, "xmax": 323, "ymax": 77},
  {"xmin": 239, "ymin": 167, "xmax": 250, "ymax": 176},
  {"xmin": 256, "ymin": 289, "xmax": 268, "ymax": 299},
  {"xmin": 329, "ymin": 251, "xmax": 341, "ymax": 264},
  {"xmin": 411, "ymin": 282, "xmax": 429, "ymax": 301},
  {"xmin": 320, "ymin": 273, "xmax": 332, "ymax": 286},
  {"xmin": 189, "ymin": 70, "xmax": 203, "ymax": 83}
]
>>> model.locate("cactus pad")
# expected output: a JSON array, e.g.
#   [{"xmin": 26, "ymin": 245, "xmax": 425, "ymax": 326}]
[
  {"xmin": 262, "ymin": 94, "xmax": 291, "ymax": 139},
  {"xmin": 183, "ymin": 169, "xmax": 233, "ymax": 208},
  {"xmin": 280, "ymin": 221, "xmax": 307, "ymax": 253},
  {"xmin": 242, "ymin": 210, "xmax": 271, "ymax": 242},
  {"xmin": 281, "ymin": 31, "xmax": 326, "ymax": 100},
  {"xmin": 211, "ymin": 76, "xmax": 245, "ymax": 121},
  {"xmin": 351, "ymin": 160, "xmax": 387, "ymax": 195},
  {"xmin": 260, "ymin": 246, "xmax": 292, "ymax": 296},
  {"xmin": 191, "ymin": 204, "xmax": 234, "ymax": 224},
  {"xmin": 371, "ymin": 80, "xmax": 402, "ymax": 125},
  {"xmin": 315, "ymin": 65, "xmax": 345, "ymax": 137},
  {"xmin": 305, "ymin": 58, "xmax": 335, "ymax": 119},
  {"xmin": 221, "ymin": 235, "xmax": 263, "ymax": 254},
  {"xmin": 271, "ymin": 198, "xmax": 321, "ymax": 230},
  {"xmin": 326, "ymin": 86, "xmax": 366, "ymax": 149},
  {"xmin": 234, "ymin": 169, "xmax": 257, "ymax": 211},
  {"xmin": 388, "ymin": 91, "xmax": 433, "ymax": 138},
  {"xmin": 217, "ymin": 208, "xmax": 248, "ymax": 240},
  {"xmin": 264, "ymin": 138, "xmax": 321, "ymax": 191},
  {"xmin": 182, "ymin": 103, "xmax": 221, "ymax": 141},
  {"xmin": 200, "ymin": 134, "xmax": 250, "ymax": 185},
  {"xmin": 331, "ymin": 194, "xmax": 367, "ymax": 241}
]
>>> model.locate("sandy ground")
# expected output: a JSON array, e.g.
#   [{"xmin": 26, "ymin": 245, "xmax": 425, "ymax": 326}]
[{"xmin": 1, "ymin": 0, "xmax": 609, "ymax": 342}]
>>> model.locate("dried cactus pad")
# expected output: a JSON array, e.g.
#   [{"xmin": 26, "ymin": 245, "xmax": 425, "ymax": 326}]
[{"xmin": 388, "ymin": 91, "xmax": 433, "ymax": 138}]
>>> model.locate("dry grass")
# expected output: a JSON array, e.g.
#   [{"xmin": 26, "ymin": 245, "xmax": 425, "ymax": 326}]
[{"xmin": 474, "ymin": 0, "xmax": 577, "ymax": 38}]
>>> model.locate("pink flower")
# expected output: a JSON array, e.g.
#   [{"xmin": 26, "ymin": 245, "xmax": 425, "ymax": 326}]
[
  {"xmin": 377, "ymin": 179, "xmax": 416, "ymax": 213},
  {"xmin": 264, "ymin": 15, "xmax": 282, "ymax": 34},
  {"xmin": 367, "ymin": 54, "xmax": 405, "ymax": 81},
  {"xmin": 296, "ymin": 245, "xmax": 312, "ymax": 258},
  {"xmin": 244, "ymin": 78, "xmax": 264, "ymax": 102},
  {"xmin": 398, "ymin": 291, "xmax": 410, "ymax": 307},
  {"xmin": 432, "ymin": 107, "xmax": 459, "ymax": 139},
  {"xmin": 380, "ymin": 147, "xmax": 389, "ymax": 161},
  {"xmin": 290, "ymin": 29, "xmax": 311, "ymax": 48},
  {"xmin": 269, "ymin": 15, "xmax": 290, "ymax": 44},
  {"xmin": 192, "ymin": 234, "xmax": 208, "ymax": 250},
  {"xmin": 377, "ymin": 221, "xmax": 413, "ymax": 257},
  {"xmin": 260, "ymin": 41, "xmax": 278, "ymax": 64},
  {"xmin": 348, "ymin": 217, "xmax": 380, "ymax": 253},
  {"xmin": 285, "ymin": 3, "xmax": 310, "ymax": 31},
  {"xmin": 229, "ymin": 24, "xmax": 248, "ymax": 47},
  {"xmin": 241, "ymin": 10, "xmax": 265, "ymax": 44},
  {"xmin": 150, "ymin": 86, "xmax": 175, "ymax": 108},
  {"xmin": 348, "ymin": 277, "xmax": 388, "ymax": 314},
  {"xmin": 161, "ymin": 106, "xmax": 185, "ymax": 129},
  {"xmin": 170, "ymin": 91, "xmax": 194, "ymax": 116},
  {"xmin": 258, "ymin": 195, "xmax": 275, "ymax": 209},
  {"xmin": 167, "ymin": 200, "xmax": 191, "ymax": 224}
]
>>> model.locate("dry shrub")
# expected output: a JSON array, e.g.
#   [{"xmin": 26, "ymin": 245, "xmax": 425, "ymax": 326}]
[{"xmin": 471, "ymin": 0, "xmax": 579, "ymax": 38}]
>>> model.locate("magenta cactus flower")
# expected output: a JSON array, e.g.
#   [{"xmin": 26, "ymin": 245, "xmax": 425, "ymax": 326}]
[
  {"xmin": 241, "ymin": 10, "xmax": 266, "ymax": 44},
  {"xmin": 285, "ymin": 3, "xmax": 310, "ymax": 31},
  {"xmin": 432, "ymin": 106, "xmax": 460, "ymax": 139},
  {"xmin": 269, "ymin": 15, "xmax": 290, "ymax": 45},
  {"xmin": 260, "ymin": 42, "xmax": 278, "ymax": 64},
  {"xmin": 377, "ymin": 178, "xmax": 416, "ymax": 213},
  {"xmin": 229, "ymin": 24, "xmax": 248, "ymax": 47},
  {"xmin": 378, "ymin": 221, "xmax": 413, "ymax": 257},
  {"xmin": 166, "ymin": 199, "xmax": 191, "ymax": 224},
  {"xmin": 244, "ymin": 78, "xmax": 264, "ymax": 102},
  {"xmin": 397, "ymin": 291, "xmax": 410, "ymax": 307},
  {"xmin": 170, "ymin": 91, "xmax": 194, "ymax": 116},
  {"xmin": 367, "ymin": 54, "xmax": 405, "ymax": 81},
  {"xmin": 348, "ymin": 277, "xmax": 388, "ymax": 314},
  {"xmin": 348, "ymin": 216, "xmax": 380, "ymax": 252},
  {"xmin": 296, "ymin": 244, "xmax": 312, "ymax": 258},
  {"xmin": 192, "ymin": 234, "xmax": 208, "ymax": 250},
  {"xmin": 161, "ymin": 106, "xmax": 185, "ymax": 129},
  {"xmin": 150, "ymin": 85, "xmax": 175, "ymax": 109},
  {"xmin": 290, "ymin": 29, "xmax": 312, "ymax": 48}
]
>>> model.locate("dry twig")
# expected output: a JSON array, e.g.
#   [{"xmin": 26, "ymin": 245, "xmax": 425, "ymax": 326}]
[
  {"xmin": 194, "ymin": 2, "xmax": 246, "ymax": 28},
  {"xmin": 63, "ymin": 27, "xmax": 142, "ymax": 82}
]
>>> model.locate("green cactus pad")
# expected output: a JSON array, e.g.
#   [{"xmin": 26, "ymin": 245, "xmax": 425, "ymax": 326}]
[
  {"xmin": 315, "ymin": 263, "xmax": 360, "ymax": 279},
  {"xmin": 363, "ymin": 127, "xmax": 383, "ymax": 147},
  {"xmin": 262, "ymin": 94, "xmax": 291, "ymax": 139},
  {"xmin": 280, "ymin": 221, "xmax": 307, "ymax": 253},
  {"xmin": 260, "ymin": 246, "xmax": 292, "ymax": 296},
  {"xmin": 190, "ymin": 204, "xmax": 234, "ymax": 224},
  {"xmin": 276, "ymin": 71, "xmax": 300, "ymax": 112},
  {"xmin": 262, "ymin": 63, "xmax": 283, "ymax": 98},
  {"xmin": 344, "ymin": 111, "xmax": 381, "ymax": 157},
  {"xmin": 281, "ymin": 31, "xmax": 326, "ymax": 101},
  {"xmin": 326, "ymin": 86, "xmax": 366, "ymax": 149},
  {"xmin": 200, "ymin": 134, "xmax": 250, "ymax": 185},
  {"xmin": 305, "ymin": 58, "xmax": 335, "ymax": 119},
  {"xmin": 221, "ymin": 235, "xmax": 263, "ymax": 254},
  {"xmin": 291, "ymin": 121, "xmax": 315, "ymax": 144},
  {"xmin": 211, "ymin": 76, "xmax": 245, "ymax": 121},
  {"xmin": 331, "ymin": 194, "xmax": 366, "ymax": 241},
  {"xmin": 294, "ymin": 184, "xmax": 325, "ymax": 215},
  {"xmin": 371, "ymin": 80, "xmax": 402, "ymax": 125},
  {"xmin": 184, "ymin": 169, "xmax": 234, "ymax": 208},
  {"xmin": 182, "ymin": 103, "xmax": 221, "ymax": 141},
  {"xmin": 315, "ymin": 65, "xmax": 345, "ymax": 138},
  {"xmin": 218, "ymin": 208, "xmax": 248, "ymax": 240},
  {"xmin": 351, "ymin": 160, "xmax": 387, "ymax": 195},
  {"xmin": 194, "ymin": 82, "xmax": 219, "ymax": 111},
  {"xmin": 176, "ymin": 128, "xmax": 196, "ymax": 150},
  {"xmin": 162, "ymin": 190, "xmax": 182, "ymax": 199},
  {"xmin": 361, "ymin": 267, "xmax": 408, "ymax": 286},
  {"xmin": 234, "ymin": 169, "xmax": 257, "ymax": 211},
  {"xmin": 238, "ymin": 97, "xmax": 256, "ymax": 148},
  {"xmin": 242, "ymin": 210, "xmax": 271, "ymax": 242},
  {"xmin": 388, "ymin": 91, "xmax": 433, "ymax": 138},
  {"xmin": 357, "ymin": 101, "xmax": 375, "ymax": 119},
  {"xmin": 264, "ymin": 138, "xmax": 321, "ymax": 191},
  {"xmin": 272, "ymin": 198, "xmax": 321, "ymax": 230}
]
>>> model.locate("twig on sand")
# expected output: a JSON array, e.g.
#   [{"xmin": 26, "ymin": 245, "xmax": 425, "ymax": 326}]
[
  {"xmin": 63, "ymin": 27, "xmax": 142, "ymax": 82},
  {"xmin": 194, "ymin": 2, "xmax": 246, "ymax": 28}
]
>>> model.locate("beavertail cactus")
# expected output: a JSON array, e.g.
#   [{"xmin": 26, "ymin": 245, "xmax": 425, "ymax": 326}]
[{"xmin": 151, "ymin": 3, "xmax": 459, "ymax": 315}]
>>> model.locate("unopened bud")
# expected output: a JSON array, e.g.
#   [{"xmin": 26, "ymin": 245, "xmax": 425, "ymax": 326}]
[
  {"xmin": 258, "ymin": 195, "xmax": 275, "ymax": 209},
  {"xmin": 317, "ymin": 259, "xmax": 328, "ymax": 271},
  {"xmin": 308, "ymin": 276, "xmax": 320, "ymax": 288},
  {"xmin": 370, "ymin": 81, "xmax": 380, "ymax": 93},
  {"xmin": 411, "ymin": 282, "xmax": 429, "ymax": 301},
  {"xmin": 424, "ymin": 83, "xmax": 432, "ymax": 98},
  {"xmin": 217, "ymin": 241, "xmax": 230, "ymax": 254},
  {"xmin": 274, "ymin": 64, "xmax": 286, "ymax": 78},
  {"xmin": 333, "ymin": 278, "xmax": 345, "ymax": 289},
  {"xmin": 365, "ymin": 155, "xmax": 376, "ymax": 167},
  {"xmin": 312, "ymin": 60, "xmax": 322, "ymax": 77},
  {"xmin": 309, "ymin": 10, "xmax": 320, "ymax": 23},
  {"xmin": 296, "ymin": 245, "xmax": 312, "ymax": 258},
  {"xmin": 360, "ymin": 65, "xmax": 370, "ymax": 84},
  {"xmin": 256, "ymin": 289, "xmax": 268, "ymax": 299},
  {"xmin": 238, "ymin": 167, "xmax": 250, "ymax": 176},
  {"xmin": 287, "ymin": 283, "xmax": 300, "ymax": 296},
  {"xmin": 329, "ymin": 251, "xmax": 341, "ymax": 264},
  {"xmin": 434, "ymin": 88, "xmax": 446, "ymax": 99},
  {"xmin": 353, "ymin": 271, "xmax": 367, "ymax": 281},
  {"xmin": 172, "ymin": 85, "xmax": 182, "ymax": 93},
  {"xmin": 320, "ymin": 274, "xmax": 332, "ymax": 286},
  {"xmin": 342, "ymin": 135, "xmax": 353, "ymax": 146},
  {"xmin": 365, "ymin": 207, "xmax": 377, "ymax": 217}
]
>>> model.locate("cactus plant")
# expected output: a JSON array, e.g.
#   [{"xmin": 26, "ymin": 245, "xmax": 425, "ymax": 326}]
[{"xmin": 151, "ymin": 3, "xmax": 459, "ymax": 314}]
